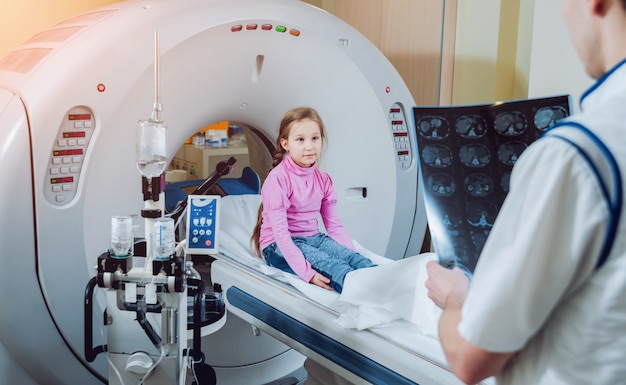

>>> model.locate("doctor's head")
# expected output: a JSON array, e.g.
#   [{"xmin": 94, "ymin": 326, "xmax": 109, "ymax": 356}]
[
  {"xmin": 562, "ymin": 0, "xmax": 626, "ymax": 79},
  {"xmin": 272, "ymin": 107, "xmax": 327, "ymax": 169}
]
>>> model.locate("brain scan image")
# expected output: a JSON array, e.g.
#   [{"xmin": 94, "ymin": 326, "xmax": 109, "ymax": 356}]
[
  {"xmin": 494, "ymin": 111, "xmax": 528, "ymax": 136},
  {"xmin": 500, "ymin": 171, "xmax": 511, "ymax": 193},
  {"xmin": 439, "ymin": 237, "xmax": 470, "ymax": 270},
  {"xmin": 455, "ymin": 115, "xmax": 488, "ymax": 138},
  {"xmin": 418, "ymin": 116, "xmax": 450, "ymax": 139},
  {"xmin": 497, "ymin": 141, "xmax": 528, "ymax": 165},
  {"xmin": 534, "ymin": 105, "xmax": 569, "ymax": 131},
  {"xmin": 459, "ymin": 144, "xmax": 491, "ymax": 167},
  {"xmin": 464, "ymin": 173, "xmax": 493, "ymax": 197},
  {"xmin": 422, "ymin": 144, "xmax": 453, "ymax": 167},
  {"xmin": 414, "ymin": 95, "xmax": 571, "ymax": 274},
  {"xmin": 470, "ymin": 229, "xmax": 490, "ymax": 254},
  {"xmin": 466, "ymin": 201, "xmax": 498, "ymax": 228},
  {"xmin": 428, "ymin": 173, "xmax": 456, "ymax": 197},
  {"xmin": 439, "ymin": 202, "xmax": 462, "ymax": 231}
]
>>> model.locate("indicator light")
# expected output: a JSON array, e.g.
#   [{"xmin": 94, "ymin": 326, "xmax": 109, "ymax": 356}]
[
  {"xmin": 276, "ymin": 25, "xmax": 287, "ymax": 33},
  {"xmin": 97, "ymin": 84, "xmax": 106, "ymax": 92},
  {"xmin": 289, "ymin": 29, "xmax": 300, "ymax": 37},
  {"xmin": 262, "ymin": 24, "xmax": 272, "ymax": 30},
  {"xmin": 386, "ymin": 86, "xmax": 391, "ymax": 93},
  {"xmin": 63, "ymin": 132, "xmax": 86, "ymax": 138},
  {"xmin": 231, "ymin": 25, "xmax": 243, "ymax": 32},
  {"xmin": 246, "ymin": 24, "xmax": 258, "ymax": 30},
  {"xmin": 51, "ymin": 176, "xmax": 74, "ymax": 184},
  {"xmin": 68, "ymin": 114, "xmax": 91, "ymax": 121}
]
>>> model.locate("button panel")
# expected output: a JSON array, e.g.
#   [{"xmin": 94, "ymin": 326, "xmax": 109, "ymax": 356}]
[
  {"xmin": 388, "ymin": 103, "xmax": 413, "ymax": 170},
  {"xmin": 44, "ymin": 106, "xmax": 95, "ymax": 205}
]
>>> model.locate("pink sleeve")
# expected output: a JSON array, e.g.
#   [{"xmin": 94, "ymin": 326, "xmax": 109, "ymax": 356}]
[
  {"xmin": 262, "ymin": 172, "xmax": 316, "ymax": 283},
  {"xmin": 320, "ymin": 175, "xmax": 356, "ymax": 250}
]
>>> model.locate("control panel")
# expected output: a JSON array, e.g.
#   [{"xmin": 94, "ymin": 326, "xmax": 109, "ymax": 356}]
[
  {"xmin": 186, "ymin": 195, "xmax": 220, "ymax": 255},
  {"xmin": 43, "ymin": 106, "xmax": 96, "ymax": 205},
  {"xmin": 388, "ymin": 102, "xmax": 413, "ymax": 170}
]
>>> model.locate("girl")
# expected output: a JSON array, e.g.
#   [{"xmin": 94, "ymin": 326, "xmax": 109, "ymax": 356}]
[{"xmin": 251, "ymin": 106, "xmax": 375, "ymax": 293}]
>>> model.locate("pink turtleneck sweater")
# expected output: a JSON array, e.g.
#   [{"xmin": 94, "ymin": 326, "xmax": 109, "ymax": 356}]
[{"xmin": 259, "ymin": 155, "xmax": 356, "ymax": 282}]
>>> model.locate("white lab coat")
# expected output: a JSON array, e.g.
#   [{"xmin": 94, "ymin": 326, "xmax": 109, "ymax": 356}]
[{"xmin": 459, "ymin": 59, "xmax": 626, "ymax": 385}]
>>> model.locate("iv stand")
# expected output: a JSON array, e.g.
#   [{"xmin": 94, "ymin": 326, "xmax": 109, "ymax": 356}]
[{"xmin": 140, "ymin": 30, "xmax": 167, "ymax": 272}]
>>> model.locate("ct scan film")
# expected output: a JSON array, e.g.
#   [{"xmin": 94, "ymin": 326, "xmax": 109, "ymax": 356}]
[{"xmin": 414, "ymin": 95, "xmax": 571, "ymax": 274}]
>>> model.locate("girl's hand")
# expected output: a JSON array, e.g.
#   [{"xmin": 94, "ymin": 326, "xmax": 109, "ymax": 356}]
[{"xmin": 309, "ymin": 272, "xmax": 333, "ymax": 291}]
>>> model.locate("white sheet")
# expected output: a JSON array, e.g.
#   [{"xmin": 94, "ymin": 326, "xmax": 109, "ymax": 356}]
[{"xmin": 217, "ymin": 194, "xmax": 441, "ymax": 338}]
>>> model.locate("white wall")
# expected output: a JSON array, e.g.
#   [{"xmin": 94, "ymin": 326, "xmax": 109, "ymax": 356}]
[{"xmin": 527, "ymin": 1, "xmax": 593, "ymax": 112}]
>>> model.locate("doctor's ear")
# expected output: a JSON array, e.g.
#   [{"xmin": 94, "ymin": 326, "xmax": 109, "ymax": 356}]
[{"xmin": 589, "ymin": 0, "xmax": 608, "ymax": 16}]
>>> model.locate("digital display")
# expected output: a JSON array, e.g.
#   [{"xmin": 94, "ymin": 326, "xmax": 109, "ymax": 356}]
[
  {"xmin": 393, "ymin": 132, "xmax": 408, "ymax": 137},
  {"xmin": 51, "ymin": 176, "xmax": 73, "ymax": 184},
  {"xmin": 63, "ymin": 131, "xmax": 86, "ymax": 138},
  {"xmin": 390, "ymin": 108, "xmax": 401, "ymax": 113},
  {"xmin": 397, "ymin": 150, "xmax": 409, "ymax": 156},
  {"xmin": 68, "ymin": 114, "xmax": 91, "ymax": 121},
  {"xmin": 391, "ymin": 120, "xmax": 404, "ymax": 125},
  {"xmin": 53, "ymin": 149, "xmax": 83, "ymax": 156}
]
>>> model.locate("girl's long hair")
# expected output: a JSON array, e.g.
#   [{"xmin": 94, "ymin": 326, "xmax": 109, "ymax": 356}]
[{"xmin": 250, "ymin": 107, "xmax": 326, "ymax": 256}]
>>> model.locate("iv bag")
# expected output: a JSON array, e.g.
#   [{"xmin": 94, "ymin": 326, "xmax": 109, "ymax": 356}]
[{"xmin": 136, "ymin": 119, "xmax": 167, "ymax": 178}]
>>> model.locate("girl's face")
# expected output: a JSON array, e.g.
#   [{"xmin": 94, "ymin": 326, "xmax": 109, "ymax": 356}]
[{"xmin": 280, "ymin": 119, "xmax": 322, "ymax": 168}]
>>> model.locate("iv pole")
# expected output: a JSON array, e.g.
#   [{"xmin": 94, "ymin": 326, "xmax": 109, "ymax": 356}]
[{"xmin": 138, "ymin": 30, "xmax": 167, "ymax": 271}]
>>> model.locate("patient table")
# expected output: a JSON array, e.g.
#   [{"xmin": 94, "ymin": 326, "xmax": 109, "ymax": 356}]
[{"xmin": 210, "ymin": 194, "xmax": 491, "ymax": 385}]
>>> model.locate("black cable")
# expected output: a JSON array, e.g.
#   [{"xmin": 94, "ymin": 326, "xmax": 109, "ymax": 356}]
[
  {"xmin": 136, "ymin": 300, "xmax": 162, "ymax": 348},
  {"xmin": 168, "ymin": 157, "xmax": 236, "ymax": 223}
]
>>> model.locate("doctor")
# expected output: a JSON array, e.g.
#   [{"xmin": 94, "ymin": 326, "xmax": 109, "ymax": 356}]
[{"xmin": 426, "ymin": 0, "xmax": 626, "ymax": 384}]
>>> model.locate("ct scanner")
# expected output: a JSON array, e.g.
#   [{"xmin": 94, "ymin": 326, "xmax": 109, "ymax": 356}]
[{"xmin": 0, "ymin": 0, "xmax": 458, "ymax": 384}]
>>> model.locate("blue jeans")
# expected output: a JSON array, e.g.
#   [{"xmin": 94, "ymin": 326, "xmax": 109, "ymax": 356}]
[{"xmin": 262, "ymin": 233, "xmax": 376, "ymax": 293}]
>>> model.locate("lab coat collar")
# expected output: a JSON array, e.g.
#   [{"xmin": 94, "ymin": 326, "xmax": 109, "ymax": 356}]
[{"xmin": 580, "ymin": 57, "xmax": 626, "ymax": 110}]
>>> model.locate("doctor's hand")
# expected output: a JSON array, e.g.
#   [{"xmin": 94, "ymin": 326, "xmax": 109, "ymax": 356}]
[
  {"xmin": 310, "ymin": 272, "xmax": 333, "ymax": 291},
  {"xmin": 425, "ymin": 260, "xmax": 470, "ymax": 309}
]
